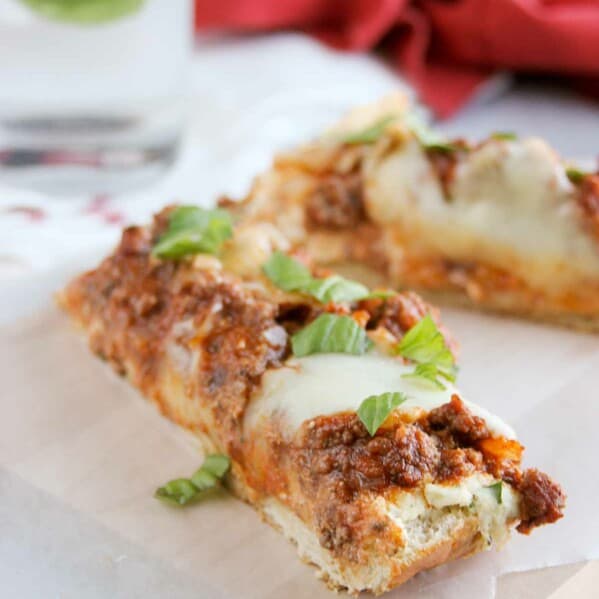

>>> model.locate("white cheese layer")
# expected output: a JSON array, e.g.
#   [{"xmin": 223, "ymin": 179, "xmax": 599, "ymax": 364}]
[
  {"xmin": 245, "ymin": 353, "xmax": 515, "ymax": 439},
  {"xmin": 365, "ymin": 136, "xmax": 599, "ymax": 290}
]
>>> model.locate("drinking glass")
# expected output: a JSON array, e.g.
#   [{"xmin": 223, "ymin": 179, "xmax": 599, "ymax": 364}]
[{"xmin": 0, "ymin": 0, "xmax": 193, "ymax": 193}]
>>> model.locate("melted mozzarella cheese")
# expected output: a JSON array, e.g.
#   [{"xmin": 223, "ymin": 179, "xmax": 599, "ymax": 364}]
[
  {"xmin": 245, "ymin": 353, "xmax": 515, "ymax": 439},
  {"xmin": 366, "ymin": 136, "xmax": 599, "ymax": 290}
]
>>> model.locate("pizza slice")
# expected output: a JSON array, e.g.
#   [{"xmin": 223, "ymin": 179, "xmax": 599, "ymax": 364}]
[
  {"xmin": 59, "ymin": 206, "xmax": 564, "ymax": 594},
  {"xmin": 225, "ymin": 93, "xmax": 599, "ymax": 331}
]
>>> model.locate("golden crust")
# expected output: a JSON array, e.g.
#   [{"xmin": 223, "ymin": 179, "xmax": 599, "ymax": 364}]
[{"xmin": 204, "ymin": 444, "xmax": 488, "ymax": 595}]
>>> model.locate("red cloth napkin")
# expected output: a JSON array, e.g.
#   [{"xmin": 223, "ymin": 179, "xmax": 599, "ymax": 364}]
[{"xmin": 194, "ymin": 0, "xmax": 599, "ymax": 117}]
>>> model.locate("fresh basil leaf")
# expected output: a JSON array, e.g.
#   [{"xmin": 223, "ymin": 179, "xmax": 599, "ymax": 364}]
[
  {"xmin": 362, "ymin": 289, "xmax": 397, "ymax": 300},
  {"xmin": 263, "ymin": 252, "xmax": 369, "ymax": 303},
  {"xmin": 155, "ymin": 478, "xmax": 200, "ymax": 507},
  {"xmin": 190, "ymin": 469, "xmax": 218, "ymax": 491},
  {"xmin": 291, "ymin": 314, "xmax": 370, "ymax": 357},
  {"xmin": 152, "ymin": 206, "xmax": 233, "ymax": 259},
  {"xmin": 340, "ymin": 115, "xmax": 396, "ymax": 145},
  {"xmin": 262, "ymin": 251, "xmax": 313, "ymax": 291},
  {"xmin": 201, "ymin": 454, "xmax": 231, "ymax": 478},
  {"xmin": 425, "ymin": 141, "xmax": 460, "ymax": 153},
  {"xmin": 397, "ymin": 314, "xmax": 455, "ymax": 377},
  {"xmin": 486, "ymin": 481, "xmax": 503, "ymax": 504},
  {"xmin": 402, "ymin": 363, "xmax": 448, "ymax": 390},
  {"xmin": 155, "ymin": 453, "xmax": 230, "ymax": 507},
  {"xmin": 303, "ymin": 275, "xmax": 369, "ymax": 304},
  {"xmin": 491, "ymin": 131, "xmax": 517, "ymax": 141},
  {"xmin": 565, "ymin": 166, "xmax": 589, "ymax": 185},
  {"xmin": 357, "ymin": 391, "xmax": 408, "ymax": 436}
]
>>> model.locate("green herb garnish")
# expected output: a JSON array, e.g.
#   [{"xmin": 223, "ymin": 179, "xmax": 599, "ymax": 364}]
[
  {"xmin": 262, "ymin": 250, "xmax": 313, "ymax": 291},
  {"xmin": 155, "ymin": 454, "xmax": 230, "ymax": 507},
  {"xmin": 402, "ymin": 362, "xmax": 449, "ymax": 390},
  {"xmin": 424, "ymin": 141, "xmax": 460, "ymax": 153},
  {"xmin": 357, "ymin": 392, "xmax": 408, "ymax": 436},
  {"xmin": 340, "ymin": 115, "xmax": 396, "ymax": 145},
  {"xmin": 486, "ymin": 481, "xmax": 503, "ymax": 504},
  {"xmin": 152, "ymin": 206, "xmax": 233, "ymax": 260},
  {"xmin": 565, "ymin": 166, "xmax": 590, "ymax": 185},
  {"xmin": 263, "ymin": 251, "xmax": 369, "ymax": 304},
  {"xmin": 491, "ymin": 131, "xmax": 517, "ymax": 141},
  {"xmin": 291, "ymin": 314, "xmax": 370, "ymax": 357},
  {"xmin": 303, "ymin": 275, "xmax": 369, "ymax": 304},
  {"xmin": 363, "ymin": 289, "xmax": 397, "ymax": 300},
  {"xmin": 397, "ymin": 314, "xmax": 456, "ymax": 388}
]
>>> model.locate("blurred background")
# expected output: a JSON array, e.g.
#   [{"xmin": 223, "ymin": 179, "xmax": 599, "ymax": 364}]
[{"xmin": 1, "ymin": 0, "xmax": 599, "ymax": 279}]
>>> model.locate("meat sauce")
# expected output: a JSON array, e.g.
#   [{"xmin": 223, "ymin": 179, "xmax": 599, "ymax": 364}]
[
  {"xmin": 305, "ymin": 173, "xmax": 364, "ymax": 230},
  {"xmin": 297, "ymin": 396, "xmax": 565, "ymax": 536}
]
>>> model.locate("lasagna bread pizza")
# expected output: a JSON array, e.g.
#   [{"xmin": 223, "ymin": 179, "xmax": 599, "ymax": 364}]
[
  {"xmin": 59, "ymin": 206, "xmax": 565, "ymax": 595},
  {"xmin": 225, "ymin": 93, "xmax": 599, "ymax": 331}
]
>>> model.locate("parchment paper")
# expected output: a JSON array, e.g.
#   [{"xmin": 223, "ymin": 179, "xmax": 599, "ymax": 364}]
[{"xmin": 1, "ymin": 262, "xmax": 598, "ymax": 598}]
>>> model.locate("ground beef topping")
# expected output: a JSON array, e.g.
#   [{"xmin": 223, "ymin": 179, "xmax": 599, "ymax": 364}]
[
  {"xmin": 359, "ymin": 291, "xmax": 458, "ymax": 356},
  {"xmin": 298, "ymin": 398, "xmax": 499, "ymax": 500},
  {"xmin": 305, "ymin": 173, "xmax": 364, "ymax": 230},
  {"xmin": 425, "ymin": 395, "xmax": 490, "ymax": 445},
  {"xmin": 295, "ymin": 395, "xmax": 564, "ymax": 542},
  {"xmin": 516, "ymin": 469, "xmax": 566, "ymax": 534}
]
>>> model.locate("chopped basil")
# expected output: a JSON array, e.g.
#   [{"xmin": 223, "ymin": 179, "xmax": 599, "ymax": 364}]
[
  {"xmin": 340, "ymin": 115, "xmax": 396, "ymax": 145},
  {"xmin": 402, "ymin": 362, "xmax": 448, "ymax": 390},
  {"xmin": 155, "ymin": 478, "xmax": 198, "ymax": 506},
  {"xmin": 263, "ymin": 251, "xmax": 369, "ymax": 304},
  {"xmin": 304, "ymin": 275, "xmax": 369, "ymax": 304},
  {"xmin": 152, "ymin": 206, "xmax": 233, "ymax": 260},
  {"xmin": 424, "ymin": 141, "xmax": 459, "ymax": 153},
  {"xmin": 565, "ymin": 166, "xmax": 589, "ymax": 184},
  {"xmin": 397, "ymin": 314, "xmax": 455, "ymax": 372},
  {"xmin": 357, "ymin": 391, "xmax": 408, "ymax": 436},
  {"xmin": 155, "ymin": 454, "xmax": 230, "ymax": 507},
  {"xmin": 262, "ymin": 251, "xmax": 313, "ymax": 291},
  {"xmin": 363, "ymin": 289, "xmax": 397, "ymax": 300},
  {"xmin": 201, "ymin": 454, "xmax": 231, "ymax": 478},
  {"xmin": 491, "ymin": 131, "xmax": 517, "ymax": 141},
  {"xmin": 486, "ymin": 481, "xmax": 503, "ymax": 504},
  {"xmin": 397, "ymin": 314, "xmax": 456, "ymax": 387},
  {"xmin": 291, "ymin": 314, "xmax": 370, "ymax": 357}
]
